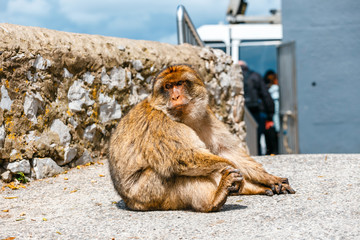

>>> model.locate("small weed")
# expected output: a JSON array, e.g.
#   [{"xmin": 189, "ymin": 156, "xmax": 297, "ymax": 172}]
[{"xmin": 15, "ymin": 172, "xmax": 28, "ymax": 183}]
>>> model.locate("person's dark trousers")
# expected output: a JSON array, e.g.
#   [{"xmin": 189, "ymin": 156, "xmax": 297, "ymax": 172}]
[
  {"xmin": 265, "ymin": 127, "xmax": 279, "ymax": 155},
  {"xmin": 250, "ymin": 111, "xmax": 266, "ymax": 155}
]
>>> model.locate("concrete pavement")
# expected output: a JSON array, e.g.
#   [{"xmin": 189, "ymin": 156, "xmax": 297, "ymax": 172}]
[{"xmin": 1, "ymin": 154, "xmax": 359, "ymax": 239}]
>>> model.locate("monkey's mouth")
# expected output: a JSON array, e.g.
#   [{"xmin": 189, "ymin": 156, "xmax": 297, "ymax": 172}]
[
  {"xmin": 172, "ymin": 103, "xmax": 188, "ymax": 109},
  {"xmin": 168, "ymin": 98, "xmax": 191, "ymax": 110}
]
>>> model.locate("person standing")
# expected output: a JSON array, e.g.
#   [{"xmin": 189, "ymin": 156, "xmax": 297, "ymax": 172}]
[
  {"xmin": 239, "ymin": 61, "xmax": 274, "ymax": 155},
  {"xmin": 264, "ymin": 70, "xmax": 280, "ymax": 155}
]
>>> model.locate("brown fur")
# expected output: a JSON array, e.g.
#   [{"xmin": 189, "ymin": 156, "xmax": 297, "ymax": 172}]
[{"xmin": 109, "ymin": 64, "xmax": 295, "ymax": 212}]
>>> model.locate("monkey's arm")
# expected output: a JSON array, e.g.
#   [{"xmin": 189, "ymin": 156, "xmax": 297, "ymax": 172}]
[
  {"xmin": 146, "ymin": 143, "xmax": 236, "ymax": 178},
  {"xmin": 173, "ymin": 150, "xmax": 236, "ymax": 177},
  {"xmin": 143, "ymin": 122, "xmax": 235, "ymax": 178}
]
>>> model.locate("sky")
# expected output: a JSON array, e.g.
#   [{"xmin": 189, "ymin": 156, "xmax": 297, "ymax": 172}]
[{"xmin": 0, "ymin": 0, "xmax": 281, "ymax": 44}]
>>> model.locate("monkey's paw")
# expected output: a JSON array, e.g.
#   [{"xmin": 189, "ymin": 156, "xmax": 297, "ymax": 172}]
[
  {"xmin": 221, "ymin": 167, "xmax": 244, "ymax": 196},
  {"xmin": 266, "ymin": 178, "xmax": 296, "ymax": 196}
]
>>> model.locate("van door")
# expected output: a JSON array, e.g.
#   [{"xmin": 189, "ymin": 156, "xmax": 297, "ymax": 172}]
[{"xmin": 277, "ymin": 41, "xmax": 299, "ymax": 154}]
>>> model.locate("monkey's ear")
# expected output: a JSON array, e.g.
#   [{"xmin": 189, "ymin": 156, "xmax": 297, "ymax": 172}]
[
  {"xmin": 151, "ymin": 74, "xmax": 164, "ymax": 94},
  {"xmin": 152, "ymin": 66, "xmax": 168, "ymax": 88}
]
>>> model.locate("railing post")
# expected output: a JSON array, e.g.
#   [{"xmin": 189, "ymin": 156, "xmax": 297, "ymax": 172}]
[
  {"xmin": 176, "ymin": 5, "xmax": 186, "ymax": 45},
  {"xmin": 176, "ymin": 5, "xmax": 204, "ymax": 47}
]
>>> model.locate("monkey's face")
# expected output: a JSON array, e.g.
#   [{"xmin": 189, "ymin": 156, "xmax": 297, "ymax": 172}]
[{"xmin": 150, "ymin": 65, "xmax": 209, "ymax": 121}]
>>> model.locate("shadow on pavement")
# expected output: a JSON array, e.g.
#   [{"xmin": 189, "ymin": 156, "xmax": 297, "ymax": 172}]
[
  {"xmin": 115, "ymin": 200, "xmax": 247, "ymax": 212},
  {"xmin": 222, "ymin": 204, "xmax": 247, "ymax": 211}
]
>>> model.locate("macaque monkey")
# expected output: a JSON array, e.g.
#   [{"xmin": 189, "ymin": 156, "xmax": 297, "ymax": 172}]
[{"xmin": 109, "ymin": 64, "xmax": 295, "ymax": 212}]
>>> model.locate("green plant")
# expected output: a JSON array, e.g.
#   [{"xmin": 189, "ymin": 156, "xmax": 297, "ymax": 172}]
[{"xmin": 15, "ymin": 172, "xmax": 28, "ymax": 183}]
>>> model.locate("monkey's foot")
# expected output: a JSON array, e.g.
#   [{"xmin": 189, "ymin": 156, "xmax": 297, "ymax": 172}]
[
  {"xmin": 205, "ymin": 167, "xmax": 244, "ymax": 212},
  {"xmin": 221, "ymin": 167, "xmax": 244, "ymax": 196},
  {"xmin": 243, "ymin": 176, "xmax": 295, "ymax": 196},
  {"xmin": 267, "ymin": 177, "xmax": 296, "ymax": 195}
]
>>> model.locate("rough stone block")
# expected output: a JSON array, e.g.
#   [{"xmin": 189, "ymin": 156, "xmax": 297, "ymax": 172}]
[
  {"xmin": 58, "ymin": 146, "xmax": 78, "ymax": 166},
  {"xmin": 219, "ymin": 72, "xmax": 231, "ymax": 88},
  {"xmin": 83, "ymin": 124, "xmax": 97, "ymax": 142},
  {"xmin": 101, "ymin": 67, "xmax": 128, "ymax": 90},
  {"xmin": 32, "ymin": 158, "xmax": 63, "ymax": 179},
  {"xmin": 0, "ymin": 85, "xmax": 13, "ymax": 111},
  {"xmin": 6, "ymin": 159, "xmax": 31, "ymax": 174},
  {"xmin": 83, "ymin": 72, "xmax": 95, "ymax": 85},
  {"xmin": 132, "ymin": 60, "xmax": 143, "ymax": 71},
  {"xmin": 67, "ymin": 80, "xmax": 95, "ymax": 112},
  {"xmin": 0, "ymin": 125, "xmax": 5, "ymax": 148},
  {"xmin": 74, "ymin": 150, "xmax": 93, "ymax": 166},
  {"xmin": 63, "ymin": 68, "xmax": 73, "ymax": 78},
  {"xmin": 50, "ymin": 119, "xmax": 71, "ymax": 145},
  {"xmin": 23, "ymin": 92, "xmax": 43, "ymax": 123},
  {"xmin": 1, "ymin": 170, "xmax": 12, "ymax": 182},
  {"xmin": 33, "ymin": 54, "xmax": 51, "ymax": 70},
  {"xmin": 98, "ymin": 93, "xmax": 122, "ymax": 123}
]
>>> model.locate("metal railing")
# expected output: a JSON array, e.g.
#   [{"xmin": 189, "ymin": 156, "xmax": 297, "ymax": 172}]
[{"xmin": 176, "ymin": 5, "xmax": 204, "ymax": 47}]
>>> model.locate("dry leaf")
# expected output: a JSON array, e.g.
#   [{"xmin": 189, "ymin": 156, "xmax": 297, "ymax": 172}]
[
  {"xmin": 56, "ymin": 231, "xmax": 62, "ymax": 235},
  {"xmin": 4, "ymin": 196, "xmax": 18, "ymax": 199},
  {"xmin": 99, "ymin": 174, "xmax": 105, "ymax": 177},
  {"xmin": 2, "ymin": 209, "xmax": 9, "ymax": 212},
  {"xmin": 209, "ymin": 220, "xmax": 225, "ymax": 226},
  {"xmin": 5, "ymin": 182, "xmax": 26, "ymax": 190},
  {"xmin": 64, "ymin": 178, "xmax": 69, "ymax": 180},
  {"xmin": 3, "ymin": 237, "xmax": 16, "ymax": 240},
  {"xmin": 5, "ymin": 183, "xmax": 18, "ymax": 190},
  {"xmin": 70, "ymin": 189, "xmax": 78, "ymax": 193}
]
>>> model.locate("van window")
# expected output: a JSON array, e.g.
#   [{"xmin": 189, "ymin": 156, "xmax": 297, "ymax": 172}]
[{"xmin": 239, "ymin": 43, "xmax": 278, "ymax": 77}]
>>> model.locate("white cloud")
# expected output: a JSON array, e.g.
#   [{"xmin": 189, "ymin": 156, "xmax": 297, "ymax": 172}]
[
  {"xmin": 0, "ymin": 0, "xmax": 281, "ymax": 43},
  {"xmin": 7, "ymin": 0, "xmax": 51, "ymax": 16}
]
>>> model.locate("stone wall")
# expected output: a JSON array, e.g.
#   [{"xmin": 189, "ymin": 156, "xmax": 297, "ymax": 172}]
[{"xmin": 0, "ymin": 23, "xmax": 246, "ymax": 183}]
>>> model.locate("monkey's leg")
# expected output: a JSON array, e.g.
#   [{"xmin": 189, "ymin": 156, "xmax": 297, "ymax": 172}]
[
  {"xmin": 168, "ymin": 167, "xmax": 244, "ymax": 212},
  {"xmin": 241, "ymin": 180, "xmax": 273, "ymax": 195},
  {"xmin": 241, "ymin": 178, "xmax": 294, "ymax": 196},
  {"xmin": 125, "ymin": 168, "xmax": 243, "ymax": 212},
  {"xmin": 227, "ymin": 151, "xmax": 295, "ymax": 195}
]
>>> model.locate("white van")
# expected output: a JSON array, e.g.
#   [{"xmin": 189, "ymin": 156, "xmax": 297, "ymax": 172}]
[{"xmin": 197, "ymin": 23, "xmax": 282, "ymax": 76}]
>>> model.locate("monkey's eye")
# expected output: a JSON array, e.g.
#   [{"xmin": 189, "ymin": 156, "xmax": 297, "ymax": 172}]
[
  {"xmin": 165, "ymin": 83, "xmax": 172, "ymax": 89},
  {"xmin": 176, "ymin": 81, "xmax": 183, "ymax": 86}
]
